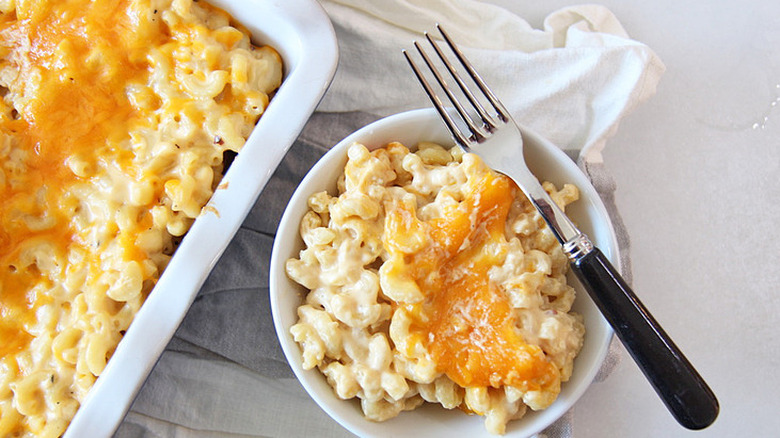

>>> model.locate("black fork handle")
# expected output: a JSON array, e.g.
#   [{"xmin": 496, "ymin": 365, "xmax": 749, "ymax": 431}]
[{"xmin": 571, "ymin": 248, "xmax": 719, "ymax": 430}]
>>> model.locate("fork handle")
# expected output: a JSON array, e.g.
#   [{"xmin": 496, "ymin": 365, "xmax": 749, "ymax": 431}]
[{"xmin": 570, "ymin": 248, "xmax": 719, "ymax": 430}]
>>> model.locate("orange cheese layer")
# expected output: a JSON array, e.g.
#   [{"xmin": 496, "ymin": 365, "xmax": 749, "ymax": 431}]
[
  {"xmin": 384, "ymin": 168, "xmax": 559, "ymax": 391},
  {"xmin": 0, "ymin": 0, "xmax": 156, "ymax": 357}
]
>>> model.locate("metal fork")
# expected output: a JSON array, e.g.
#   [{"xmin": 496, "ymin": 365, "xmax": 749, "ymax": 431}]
[{"xmin": 403, "ymin": 24, "xmax": 718, "ymax": 430}]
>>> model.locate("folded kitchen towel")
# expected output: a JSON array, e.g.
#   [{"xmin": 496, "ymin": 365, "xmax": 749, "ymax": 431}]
[
  {"xmin": 116, "ymin": 1, "xmax": 663, "ymax": 437},
  {"xmin": 318, "ymin": 0, "xmax": 665, "ymax": 163}
]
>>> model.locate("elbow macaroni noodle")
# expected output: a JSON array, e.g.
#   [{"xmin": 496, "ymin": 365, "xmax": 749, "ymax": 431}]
[
  {"xmin": 287, "ymin": 142, "xmax": 585, "ymax": 434},
  {"xmin": 0, "ymin": 0, "xmax": 282, "ymax": 436}
]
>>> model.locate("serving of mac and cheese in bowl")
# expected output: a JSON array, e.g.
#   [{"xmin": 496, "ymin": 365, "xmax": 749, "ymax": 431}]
[
  {"xmin": 270, "ymin": 108, "xmax": 618, "ymax": 436},
  {"xmin": 0, "ymin": 0, "xmax": 337, "ymax": 436}
]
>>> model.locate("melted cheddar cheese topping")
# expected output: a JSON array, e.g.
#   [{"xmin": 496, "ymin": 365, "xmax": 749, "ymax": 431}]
[
  {"xmin": 0, "ymin": 0, "xmax": 282, "ymax": 436},
  {"xmin": 384, "ymin": 169, "xmax": 558, "ymax": 392},
  {"xmin": 0, "ymin": 0, "xmax": 150, "ymax": 358}
]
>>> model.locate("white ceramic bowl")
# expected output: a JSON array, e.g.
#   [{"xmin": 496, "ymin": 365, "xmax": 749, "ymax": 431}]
[
  {"xmin": 270, "ymin": 108, "xmax": 618, "ymax": 437},
  {"xmin": 64, "ymin": 1, "xmax": 338, "ymax": 436}
]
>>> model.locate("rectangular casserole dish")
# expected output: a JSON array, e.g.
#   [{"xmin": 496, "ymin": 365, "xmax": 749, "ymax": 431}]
[{"xmin": 63, "ymin": 0, "xmax": 338, "ymax": 435}]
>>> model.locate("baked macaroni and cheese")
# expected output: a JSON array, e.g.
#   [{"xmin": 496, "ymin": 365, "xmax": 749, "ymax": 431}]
[
  {"xmin": 0, "ymin": 0, "xmax": 282, "ymax": 436},
  {"xmin": 286, "ymin": 141, "xmax": 585, "ymax": 435}
]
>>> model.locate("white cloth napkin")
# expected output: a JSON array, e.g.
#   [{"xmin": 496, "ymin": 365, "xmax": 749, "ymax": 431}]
[
  {"xmin": 116, "ymin": 1, "xmax": 664, "ymax": 437},
  {"xmin": 319, "ymin": 0, "xmax": 664, "ymax": 163}
]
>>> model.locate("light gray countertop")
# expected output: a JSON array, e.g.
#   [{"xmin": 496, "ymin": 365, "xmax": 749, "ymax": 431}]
[{"xmin": 492, "ymin": 1, "xmax": 779, "ymax": 436}]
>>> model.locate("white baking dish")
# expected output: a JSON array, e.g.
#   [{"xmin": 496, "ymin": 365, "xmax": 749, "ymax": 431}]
[{"xmin": 64, "ymin": 1, "xmax": 338, "ymax": 436}]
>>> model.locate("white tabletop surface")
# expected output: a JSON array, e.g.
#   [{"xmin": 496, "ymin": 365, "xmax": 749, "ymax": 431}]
[{"xmin": 489, "ymin": 1, "xmax": 779, "ymax": 436}]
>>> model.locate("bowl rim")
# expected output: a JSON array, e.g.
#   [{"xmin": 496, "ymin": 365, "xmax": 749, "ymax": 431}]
[{"xmin": 270, "ymin": 107, "xmax": 618, "ymax": 437}]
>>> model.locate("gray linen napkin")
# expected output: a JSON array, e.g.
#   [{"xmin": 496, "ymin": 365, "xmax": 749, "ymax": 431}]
[{"xmin": 115, "ymin": 110, "xmax": 631, "ymax": 437}]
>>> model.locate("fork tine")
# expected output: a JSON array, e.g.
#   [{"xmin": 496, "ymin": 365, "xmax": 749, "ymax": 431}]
[
  {"xmin": 424, "ymin": 32, "xmax": 497, "ymax": 132},
  {"xmin": 411, "ymin": 39, "xmax": 488, "ymax": 142},
  {"xmin": 402, "ymin": 48, "xmax": 472, "ymax": 147},
  {"xmin": 405, "ymin": 25, "xmax": 514, "ymax": 149},
  {"xmin": 436, "ymin": 24, "xmax": 511, "ymax": 123},
  {"xmin": 414, "ymin": 37, "xmax": 486, "ymax": 142}
]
